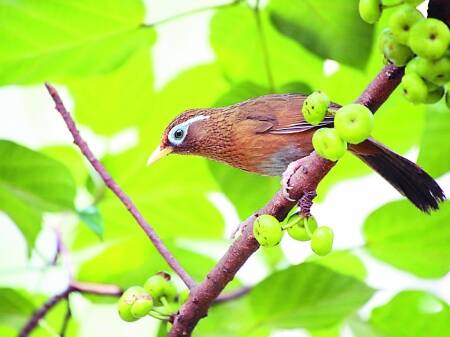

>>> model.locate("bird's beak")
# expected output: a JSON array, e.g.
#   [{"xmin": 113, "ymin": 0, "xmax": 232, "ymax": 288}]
[{"xmin": 146, "ymin": 146, "xmax": 173, "ymax": 166}]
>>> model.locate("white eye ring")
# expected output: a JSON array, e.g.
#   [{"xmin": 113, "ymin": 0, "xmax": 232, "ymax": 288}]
[
  {"xmin": 167, "ymin": 115, "xmax": 210, "ymax": 146},
  {"xmin": 168, "ymin": 124, "xmax": 188, "ymax": 145}
]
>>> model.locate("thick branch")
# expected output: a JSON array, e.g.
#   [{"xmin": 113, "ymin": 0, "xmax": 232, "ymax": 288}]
[
  {"xmin": 168, "ymin": 63, "xmax": 403, "ymax": 336},
  {"xmin": 45, "ymin": 83, "xmax": 196, "ymax": 290}
]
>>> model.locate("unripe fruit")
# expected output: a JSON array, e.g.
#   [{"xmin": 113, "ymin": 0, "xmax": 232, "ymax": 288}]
[
  {"xmin": 118, "ymin": 286, "xmax": 147, "ymax": 322},
  {"xmin": 359, "ymin": 0, "xmax": 381, "ymax": 24},
  {"xmin": 253, "ymin": 214, "xmax": 283, "ymax": 247},
  {"xmin": 312, "ymin": 128, "xmax": 347, "ymax": 161},
  {"xmin": 426, "ymin": 86, "xmax": 445, "ymax": 104},
  {"xmin": 380, "ymin": 28, "xmax": 414, "ymax": 66},
  {"xmin": 311, "ymin": 226, "xmax": 334, "ymax": 256},
  {"xmin": 417, "ymin": 56, "xmax": 450, "ymax": 85},
  {"xmin": 388, "ymin": 5, "xmax": 423, "ymax": 45},
  {"xmin": 144, "ymin": 274, "xmax": 177, "ymax": 305},
  {"xmin": 302, "ymin": 91, "xmax": 330, "ymax": 125},
  {"xmin": 409, "ymin": 18, "xmax": 450, "ymax": 60},
  {"xmin": 381, "ymin": 0, "xmax": 404, "ymax": 6},
  {"xmin": 404, "ymin": 0, "xmax": 424, "ymax": 5},
  {"xmin": 401, "ymin": 73, "xmax": 429, "ymax": 103},
  {"xmin": 334, "ymin": 104, "xmax": 374, "ymax": 144},
  {"xmin": 286, "ymin": 213, "xmax": 318, "ymax": 241},
  {"xmin": 131, "ymin": 295, "xmax": 154, "ymax": 318}
]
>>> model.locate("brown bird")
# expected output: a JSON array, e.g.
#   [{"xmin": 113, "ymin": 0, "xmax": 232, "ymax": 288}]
[{"xmin": 147, "ymin": 94, "xmax": 445, "ymax": 212}]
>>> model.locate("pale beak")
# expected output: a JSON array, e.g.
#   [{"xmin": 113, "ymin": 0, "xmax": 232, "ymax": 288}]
[{"xmin": 146, "ymin": 146, "xmax": 173, "ymax": 166}]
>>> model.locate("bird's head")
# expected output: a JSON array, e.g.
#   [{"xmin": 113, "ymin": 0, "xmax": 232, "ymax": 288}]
[{"xmin": 147, "ymin": 109, "xmax": 215, "ymax": 166}]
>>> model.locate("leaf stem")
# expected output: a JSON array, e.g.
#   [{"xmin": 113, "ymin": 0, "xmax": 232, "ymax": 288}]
[{"xmin": 253, "ymin": 0, "xmax": 275, "ymax": 92}]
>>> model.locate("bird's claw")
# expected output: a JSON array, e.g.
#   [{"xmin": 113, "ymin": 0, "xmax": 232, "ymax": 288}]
[
  {"xmin": 299, "ymin": 191, "xmax": 317, "ymax": 218},
  {"xmin": 281, "ymin": 159, "xmax": 304, "ymax": 202}
]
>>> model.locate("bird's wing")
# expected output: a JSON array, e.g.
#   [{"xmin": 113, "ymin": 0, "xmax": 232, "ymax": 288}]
[{"xmin": 267, "ymin": 115, "xmax": 334, "ymax": 134}]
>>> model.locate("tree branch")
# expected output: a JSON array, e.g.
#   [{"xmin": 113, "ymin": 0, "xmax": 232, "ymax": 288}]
[
  {"xmin": 44, "ymin": 83, "xmax": 196, "ymax": 290},
  {"xmin": 18, "ymin": 281, "xmax": 121, "ymax": 337},
  {"xmin": 168, "ymin": 63, "xmax": 403, "ymax": 336}
]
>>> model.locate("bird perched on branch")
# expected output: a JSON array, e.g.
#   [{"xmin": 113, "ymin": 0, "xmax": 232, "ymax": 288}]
[{"xmin": 147, "ymin": 94, "xmax": 445, "ymax": 212}]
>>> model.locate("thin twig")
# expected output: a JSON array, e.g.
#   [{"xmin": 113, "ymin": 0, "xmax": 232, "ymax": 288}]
[
  {"xmin": 44, "ymin": 83, "xmax": 196, "ymax": 290},
  {"xmin": 214, "ymin": 286, "xmax": 251, "ymax": 304},
  {"xmin": 253, "ymin": 0, "xmax": 275, "ymax": 92},
  {"xmin": 18, "ymin": 288, "xmax": 71, "ymax": 337},
  {"xmin": 18, "ymin": 282, "xmax": 122, "ymax": 337},
  {"xmin": 168, "ymin": 64, "xmax": 404, "ymax": 336},
  {"xmin": 145, "ymin": 0, "xmax": 242, "ymax": 27},
  {"xmin": 59, "ymin": 300, "xmax": 71, "ymax": 337}
]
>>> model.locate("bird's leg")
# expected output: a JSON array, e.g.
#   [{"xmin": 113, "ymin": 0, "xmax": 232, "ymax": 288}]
[
  {"xmin": 281, "ymin": 159, "xmax": 306, "ymax": 202},
  {"xmin": 298, "ymin": 191, "xmax": 317, "ymax": 218}
]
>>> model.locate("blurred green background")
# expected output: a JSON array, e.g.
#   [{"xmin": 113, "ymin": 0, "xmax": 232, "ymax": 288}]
[{"xmin": 0, "ymin": 0, "xmax": 449, "ymax": 336}]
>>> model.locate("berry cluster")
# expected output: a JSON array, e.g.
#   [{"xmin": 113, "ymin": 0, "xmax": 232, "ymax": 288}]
[
  {"xmin": 302, "ymin": 91, "xmax": 374, "ymax": 161},
  {"xmin": 360, "ymin": 0, "xmax": 450, "ymax": 105},
  {"xmin": 253, "ymin": 213, "xmax": 334, "ymax": 256},
  {"xmin": 118, "ymin": 272, "xmax": 188, "ymax": 323}
]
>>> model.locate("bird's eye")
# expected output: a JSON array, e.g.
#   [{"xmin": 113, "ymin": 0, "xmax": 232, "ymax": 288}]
[{"xmin": 174, "ymin": 129, "xmax": 184, "ymax": 139}]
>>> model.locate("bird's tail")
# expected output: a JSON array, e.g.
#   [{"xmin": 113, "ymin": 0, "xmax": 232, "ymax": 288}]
[{"xmin": 351, "ymin": 139, "xmax": 446, "ymax": 212}]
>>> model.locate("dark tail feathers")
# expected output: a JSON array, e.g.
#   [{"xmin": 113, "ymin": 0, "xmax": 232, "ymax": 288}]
[{"xmin": 353, "ymin": 140, "xmax": 446, "ymax": 212}]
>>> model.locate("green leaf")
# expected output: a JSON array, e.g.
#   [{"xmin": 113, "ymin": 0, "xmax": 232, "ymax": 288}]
[
  {"xmin": 198, "ymin": 263, "xmax": 373, "ymax": 336},
  {"xmin": 77, "ymin": 235, "xmax": 217, "ymax": 290},
  {"xmin": 0, "ymin": 140, "xmax": 76, "ymax": 248},
  {"xmin": 0, "ymin": 0, "xmax": 155, "ymax": 85},
  {"xmin": 194, "ymin": 297, "xmax": 270, "ymax": 337},
  {"xmin": 364, "ymin": 200, "xmax": 450, "ymax": 278},
  {"xmin": 67, "ymin": 48, "xmax": 155, "ymax": 136},
  {"xmin": 210, "ymin": 5, "xmax": 325, "ymax": 89},
  {"xmin": 249, "ymin": 263, "xmax": 374, "ymax": 330},
  {"xmin": 370, "ymin": 291, "xmax": 450, "ymax": 337},
  {"xmin": 417, "ymin": 101, "xmax": 450, "ymax": 178},
  {"xmin": 0, "ymin": 288, "xmax": 35, "ymax": 329},
  {"xmin": 306, "ymin": 250, "xmax": 368, "ymax": 280},
  {"xmin": 268, "ymin": 0, "xmax": 373, "ymax": 69},
  {"xmin": 78, "ymin": 206, "xmax": 103, "ymax": 239},
  {"xmin": 349, "ymin": 315, "xmax": 383, "ymax": 337}
]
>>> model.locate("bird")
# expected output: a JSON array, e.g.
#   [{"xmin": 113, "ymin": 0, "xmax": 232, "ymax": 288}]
[{"xmin": 147, "ymin": 93, "xmax": 445, "ymax": 212}]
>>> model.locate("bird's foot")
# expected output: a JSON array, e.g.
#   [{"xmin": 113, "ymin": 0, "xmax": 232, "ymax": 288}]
[
  {"xmin": 298, "ymin": 191, "xmax": 317, "ymax": 218},
  {"xmin": 281, "ymin": 159, "xmax": 305, "ymax": 202}
]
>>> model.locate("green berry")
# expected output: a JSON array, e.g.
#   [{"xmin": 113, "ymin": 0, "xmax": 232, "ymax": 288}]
[
  {"xmin": 404, "ymin": 0, "xmax": 424, "ymax": 5},
  {"xmin": 286, "ymin": 213, "xmax": 318, "ymax": 241},
  {"xmin": 302, "ymin": 91, "xmax": 330, "ymax": 125},
  {"xmin": 131, "ymin": 295, "xmax": 153, "ymax": 318},
  {"xmin": 253, "ymin": 214, "xmax": 283, "ymax": 247},
  {"xmin": 380, "ymin": 28, "xmax": 414, "ymax": 66},
  {"xmin": 401, "ymin": 72, "xmax": 429, "ymax": 103},
  {"xmin": 388, "ymin": 5, "xmax": 423, "ymax": 45},
  {"xmin": 312, "ymin": 128, "xmax": 347, "ymax": 161},
  {"xmin": 409, "ymin": 18, "xmax": 450, "ymax": 60},
  {"xmin": 334, "ymin": 104, "xmax": 374, "ymax": 144},
  {"xmin": 118, "ymin": 286, "xmax": 147, "ymax": 322},
  {"xmin": 381, "ymin": 0, "xmax": 404, "ymax": 6},
  {"xmin": 311, "ymin": 226, "xmax": 334, "ymax": 256},
  {"xmin": 426, "ymin": 86, "xmax": 445, "ymax": 104},
  {"xmin": 144, "ymin": 274, "xmax": 177, "ymax": 305},
  {"xmin": 359, "ymin": 0, "xmax": 381, "ymax": 24},
  {"xmin": 415, "ymin": 56, "xmax": 450, "ymax": 85}
]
